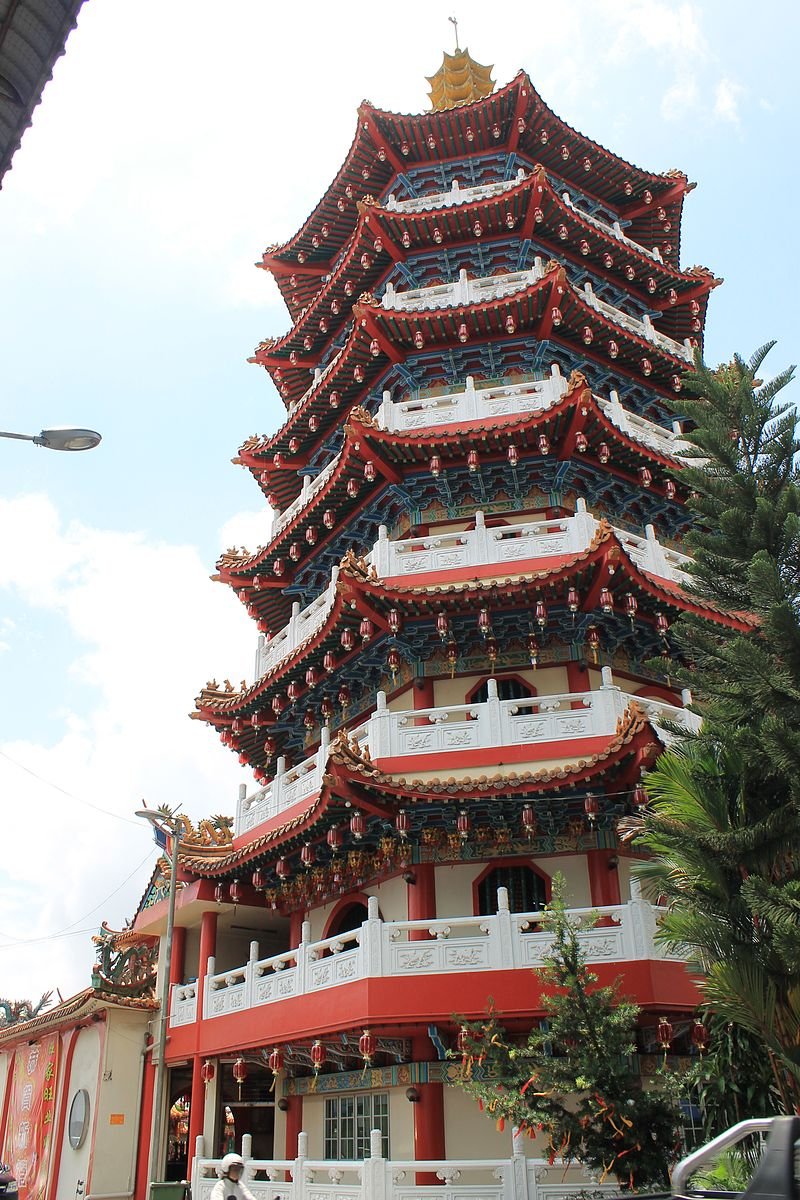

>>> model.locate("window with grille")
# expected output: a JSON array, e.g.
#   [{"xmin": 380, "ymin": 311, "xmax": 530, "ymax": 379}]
[
  {"xmin": 323, "ymin": 1093, "xmax": 389, "ymax": 1160},
  {"xmin": 477, "ymin": 864, "xmax": 547, "ymax": 915}
]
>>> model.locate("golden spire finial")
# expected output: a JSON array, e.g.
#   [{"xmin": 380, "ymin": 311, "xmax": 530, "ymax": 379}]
[{"xmin": 426, "ymin": 30, "xmax": 495, "ymax": 111}]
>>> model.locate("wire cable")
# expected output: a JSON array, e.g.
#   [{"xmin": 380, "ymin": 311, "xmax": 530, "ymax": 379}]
[{"xmin": 0, "ymin": 747, "xmax": 144, "ymax": 826}]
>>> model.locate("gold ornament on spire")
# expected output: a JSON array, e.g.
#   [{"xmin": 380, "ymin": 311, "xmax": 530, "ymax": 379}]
[{"xmin": 426, "ymin": 21, "xmax": 495, "ymax": 111}]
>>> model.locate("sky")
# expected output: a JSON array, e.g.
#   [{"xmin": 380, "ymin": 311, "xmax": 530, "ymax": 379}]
[{"xmin": 0, "ymin": 0, "xmax": 798, "ymax": 1003}]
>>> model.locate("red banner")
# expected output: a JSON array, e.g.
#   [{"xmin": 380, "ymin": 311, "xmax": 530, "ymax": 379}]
[{"xmin": 2, "ymin": 1036, "xmax": 61, "ymax": 1200}]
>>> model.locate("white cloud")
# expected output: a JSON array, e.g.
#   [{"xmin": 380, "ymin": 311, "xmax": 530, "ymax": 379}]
[
  {"xmin": 0, "ymin": 493, "xmax": 258, "ymax": 999},
  {"xmin": 714, "ymin": 77, "xmax": 744, "ymax": 124}
]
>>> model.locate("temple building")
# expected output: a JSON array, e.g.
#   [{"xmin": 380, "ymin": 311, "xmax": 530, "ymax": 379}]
[{"xmin": 130, "ymin": 47, "xmax": 735, "ymax": 1198}]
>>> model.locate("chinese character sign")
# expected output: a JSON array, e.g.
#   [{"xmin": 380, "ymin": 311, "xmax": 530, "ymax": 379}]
[{"xmin": 2, "ymin": 1036, "xmax": 61, "ymax": 1200}]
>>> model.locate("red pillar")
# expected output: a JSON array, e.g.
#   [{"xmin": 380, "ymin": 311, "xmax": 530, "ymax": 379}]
[
  {"xmin": 408, "ymin": 862, "xmax": 436, "ymax": 941},
  {"xmin": 170, "ymin": 925, "xmax": 187, "ymax": 987},
  {"xmin": 198, "ymin": 909, "xmax": 218, "ymax": 985},
  {"xmin": 587, "ymin": 850, "xmax": 621, "ymax": 908},
  {"xmin": 289, "ymin": 909, "xmax": 304, "ymax": 948},
  {"xmin": 284, "ymin": 1094, "xmax": 303, "ymax": 1159},
  {"xmin": 135, "ymin": 1054, "xmax": 156, "ymax": 1200},
  {"xmin": 411, "ymin": 1036, "xmax": 445, "ymax": 1185},
  {"xmin": 565, "ymin": 659, "xmax": 588, "ymax": 707},
  {"xmin": 413, "ymin": 674, "xmax": 435, "ymax": 725}
]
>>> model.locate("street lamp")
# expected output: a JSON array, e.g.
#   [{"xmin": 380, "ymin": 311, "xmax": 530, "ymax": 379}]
[
  {"xmin": 0, "ymin": 426, "xmax": 101, "ymax": 451},
  {"xmin": 135, "ymin": 805, "xmax": 182, "ymax": 1188}
]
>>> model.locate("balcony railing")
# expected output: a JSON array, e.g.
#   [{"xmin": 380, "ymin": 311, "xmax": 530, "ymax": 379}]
[
  {"xmin": 171, "ymin": 885, "xmax": 682, "ymax": 1028},
  {"xmin": 233, "ymin": 673, "xmax": 698, "ymax": 837},
  {"xmin": 271, "ymin": 455, "xmax": 340, "ymax": 539},
  {"xmin": 376, "ymin": 367, "xmax": 568, "ymax": 432},
  {"xmin": 369, "ymin": 498, "xmax": 692, "ymax": 584},
  {"xmin": 192, "ymin": 1129, "xmax": 616, "ymax": 1200},
  {"xmin": 255, "ymin": 568, "xmax": 339, "ymax": 679},
  {"xmin": 581, "ymin": 283, "xmax": 692, "ymax": 361},
  {"xmin": 384, "ymin": 169, "xmax": 528, "ymax": 214},
  {"xmin": 561, "ymin": 189, "xmax": 661, "ymax": 261},
  {"xmin": 381, "ymin": 263, "xmax": 547, "ymax": 312}
]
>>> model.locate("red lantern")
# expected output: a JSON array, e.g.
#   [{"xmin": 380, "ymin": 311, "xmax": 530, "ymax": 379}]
[
  {"xmin": 320, "ymin": 696, "xmax": 334, "ymax": 721},
  {"xmin": 288, "ymin": 437, "xmax": 300, "ymax": 455},
  {"xmin": 276, "ymin": 858, "xmax": 290, "ymax": 880},
  {"xmin": 214, "ymin": 883, "xmax": 227, "ymax": 904},
  {"xmin": 625, "ymin": 264, "xmax": 636, "ymax": 281},
  {"xmin": 507, "ymin": 443, "xmax": 519, "ymax": 466},
  {"xmin": 657, "ymin": 1017, "xmax": 673, "ymax": 1050},
  {"xmin": 323, "ymin": 509, "xmax": 335, "ymax": 529},
  {"xmin": 486, "ymin": 637, "xmax": 498, "ymax": 667},
  {"xmin": 598, "ymin": 442, "xmax": 610, "ymax": 464},
  {"xmin": 582, "ymin": 326, "xmax": 593, "ymax": 346},
  {"xmin": 600, "ymin": 587, "xmax": 613, "ymax": 613},
  {"xmin": 329, "ymin": 390, "xmax": 340, "ymax": 409},
  {"xmin": 387, "ymin": 647, "xmax": 402, "ymax": 679},
  {"xmin": 350, "ymin": 811, "xmax": 366, "ymax": 839},
  {"xmin": 353, "ymin": 364, "xmax": 365, "ymax": 383},
  {"xmin": 251, "ymin": 710, "xmax": 264, "ymax": 729},
  {"xmin": 527, "ymin": 633, "xmax": 539, "ymax": 668},
  {"xmin": 641, "ymin": 357, "xmax": 653, "ymax": 376},
  {"xmin": 608, "ymin": 340, "xmax": 619, "ymax": 359},
  {"xmin": 369, "ymin": 338, "xmax": 380, "ymax": 358},
  {"xmin": 433, "ymin": 227, "xmax": 443, "ymax": 244},
  {"xmin": 233, "ymin": 1057, "xmax": 247, "ymax": 1098},
  {"xmin": 467, "ymin": 449, "xmax": 480, "ymax": 473},
  {"xmin": 327, "ymin": 826, "xmax": 342, "ymax": 852},
  {"xmin": 359, "ymin": 617, "xmax": 374, "ymax": 642},
  {"xmin": 413, "ymin": 330, "xmax": 424, "ymax": 349},
  {"xmin": 273, "ymin": 558, "xmax": 285, "ymax": 577},
  {"xmin": 665, "ymin": 479, "xmax": 676, "ymax": 500},
  {"xmin": 300, "ymin": 843, "xmax": 315, "ymax": 868},
  {"xmin": 477, "ymin": 607, "xmax": 492, "ymax": 638},
  {"xmin": 639, "ymin": 466, "xmax": 653, "ymax": 488},
  {"xmin": 229, "ymin": 880, "xmax": 243, "ymax": 904},
  {"xmin": 557, "ymin": 223, "xmax": 568, "ymax": 241},
  {"xmin": 252, "ymin": 869, "xmax": 265, "ymax": 890},
  {"xmin": 305, "ymin": 526, "xmax": 318, "ymax": 545},
  {"xmin": 458, "ymin": 323, "xmax": 469, "ymax": 343},
  {"xmin": 289, "ymin": 543, "xmax": 301, "ymax": 562},
  {"xmin": 522, "ymin": 804, "xmax": 537, "ymax": 836},
  {"xmin": 672, "ymin": 374, "xmax": 682, "ymax": 393},
  {"xmin": 359, "ymin": 1028, "xmax": 377, "ymax": 1066},
  {"xmin": 429, "ymin": 455, "xmax": 442, "ymax": 477},
  {"xmin": 263, "ymin": 735, "xmax": 276, "ymax": 761},
  {"xmin": 538, "ymin": 433, "xmax": 550, "ymax": 455},
  {"xmin": 311, "ymin": 1040, "xmax": 326, "ymax": 1074},
  {"xmin": 550, "ymin": 306, "xmax": 562, "ymax": 327},
  {"xmin": 691, "ymin": 1021, "xmax": 709, "ymax": 1053},
  {"xmin": 388, "ymin": 608, "xmax": 402, "ymax": 635},
  {"xmin": 268, "ymin": 1046, "xmax": 284, "ymax": 1076},
  {"xmin": 323, "ymin": 650, "xmax": 337, "ymax": 672},
  {"xmin": 395, "ymin": 809, "xmax": 410, "ymax": 838},
  {"xmin": 579, "ymin": 239, "xmax": 590, "ymax": 256},
  {"xmin": 587, "ymin": 626, "xmax": 600, "ymax": 660},
  {"xmin": 505, "ymin": 316, "xmax": 516, "ymax": 335},
  {"xmin": 402, "ymin": 231, "xmax": 411, "ymax": 249},
  {"xmin": 364, "ymin": 461, "xmax": 377, "ymax": 482},
  {"xmin": 338, "ymin": 684, "xmax": 351, "ymax": 710},
  {"xmin": 473, "ymin": 221, "xmax": 483, "ymax": 237},
  {"xmin": 341, "ymin": 629, "xmax": 356, "ymax": 651},
  {"xmin": 303, "ymin": 707, "xmax": 316, "ymax": 730},
  {"xmin": 287, "ymin": 680, "xmax": 302, "ymax": 704},
  {"xmin": 200, "ymin": 1060, "xmax": 215, "ymax": 1086},
  {"xmin": 535, "ymin": 599, "xmax": 547, "ymax": 628},
  {"xmin": 346, "ymin": 478, "xmax": 360, "ymax": 499},
  {"xmin": 575, "ymin": 431, "xmax": 589, "ymax": 453},
  {"xmin": 656, "ymin": 612, "xmax": 670, "ymax": 639},
  {"xmin": 309, "ymin": 414, "xmax": 320, "ymax": 433},
  {"xmin": 625, "ymin": 593, "xmax": 638, "ymax": 623},
  {"xmin": 232, "ymin": 717, "xmax": 243, "ymax": 736},
  {"xmin": 456, "ymin": 810, "xmax": 471, "ymax": 841},
  {"xmin": 305, "ymin": 665, "xmax": 319, "ymax": 688},
  {"xmin": 436, "ymin": 612, "xmax": 449, "ymax": 641},
  {"xmin": 446, "ymin": 639, "xmax": 459, "ymax": 678},
  {"xmin": 567, "ymin": 587, "xmax": 579, "ymax": 615},
  {"xmin": 632, "ymin": 782, "xmax": 648, "ymax": 809},
  {"xmin": 603, "ymin": 252, "xmax": 614, "ymax": 269},
  {"xmin": 583, "ymin": 793, "xmax": 599, "ymax": 823}
]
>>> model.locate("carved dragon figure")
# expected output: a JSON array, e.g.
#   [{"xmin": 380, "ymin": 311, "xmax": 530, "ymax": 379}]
[
  {"xmin": 91, "ymin": 924, "xmax": 158, "ymax": 997},
  {"xmin": 0, "ymin": 991, "xmax": 53, "ymax": 1027}
]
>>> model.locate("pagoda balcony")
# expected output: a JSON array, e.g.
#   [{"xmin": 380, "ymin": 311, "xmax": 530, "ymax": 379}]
[
  {"xmin": 375, "ymin": 366, "xmax": 568, "ymax": 431},
  {"xmin": 369, "ymin": 500, "xmax": 693, "ymax": 585},
  {"xmin": 384, "ymin": 168, "xmax": 528, "ymax": 213},
  {"xmin": 255, "ymin": 567, "xmax": 339, "ymax": 678},
  {"xmin": 561, "ymin": 189, "xmax": 662, "ymax": 261},
  {"xmin": 234, "ymin": 673, "xmax": 698, "ymax": 837},
  {"xmin": 192, "ymin": 1136, "xmax": 614, "ymax": 1200},
  {"xmin": 381, "ymin": 267, "xmax": 693, "ymax": 362},
  {"xmin": 171, "ymin": 887, "xmax": 682, "ymax": 1029},
  {"xmin": 270, "ymin": 455, "xmax": 340, "ymax": 538}
]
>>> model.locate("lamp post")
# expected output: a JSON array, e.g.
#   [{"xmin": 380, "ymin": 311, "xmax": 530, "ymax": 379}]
[
  {"xmin": 135, "ymin": 806, "xmax": 182, "ymax": 1188},
  {"xmin": 0, "ymin": 426, "xmax": 101, "ymax": 451}
]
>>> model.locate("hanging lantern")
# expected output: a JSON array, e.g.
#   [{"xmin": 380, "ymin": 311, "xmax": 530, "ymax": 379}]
[
  {"xmin": 539, "ymin": 128, "xmax": 549, "ymax": 144},
  {"xmin": 327, "ymin": 825, "xmax": 342, "ymax": 852},
  {"xmin": 507, "ymin": 443, "xmax": 519, "ymax": 467},
  {"xmin": 458, "ymin": 323, "xmax": 469, "ymax": 343},
  {"xmin": 360, "ymin": 253, "xmax": 372, "ymax": 270},
  {"xmin": 238, "ymin": 751, "xmax": 249, "ymax": 766},
  {"xmin": 587, "ymin": 626, "xmax": 600, "ymax": 663},
  {"xmin": 346, "ymin": 478, "xmax": 360, "ymax": 499},
  {"xmin": 656, "ymin": 1016, "xmax": 673, "ymax": 1050},
  {"xmin": 426, "ymin": 134, "xmax": 436, "ymax": 151},
  {"xmin": 320, "ymin": 696, "xmax": 334, "ymax": 722},
  {"xmin": 456, "ymin": 810, "xmax": 471, "ymax": 841},
  {"xmin": 252, "ymin": 869, "xmax": 265, "ymax": 890},
  {"xmin": 575, "ymin": 431, "xmax": 589, "ymax": 453},
  {"xmin": 446, "ymin": 639, "xmax": 459, "ymax": 678},
  {"xmin": 579, "ymin": 238, "xmax": 590, "ymax": 256},
  {"xmin": 465, "ymin": 126, "xmax": 475, "ymax": 141},
  {"xmin": 232, "ymin": 717, "xmax": 244, "ymax": 736},
  {"xmin": 341, "ymin": 628, "xmax": 355, "ymax": 651},
  {"xmin": 323, "ymin": 509, "xmax": 335, "ymax": 529},
  {"xmin": 521, "ymin": 803, "xmax": 537, "ymax": 837},
  {"xmin": 429, "ymin": 454, "xmax": 442, "ymax": 477},
  {"xmin": 527, "ymin": 633, "xmax": 539, "ymax": 669},
  {"xmin": 300, "ymin": 843, "xmax": 315, "ymax": 868},
  {"xmin": 214, "ymin": 883, "xmax": 227, "ymax": 904},
  {"xmin": 401, "ymin": 230, "xmax": 411, "ymax": 249},
  {"xmin": 359, "ymin": 1029, "xmax": 377, "ymax": 1067},
  {"xmin": 567, "ymin": 586, "xmax": 580, "ymax": 617},
  {"xmin": 272, "ymin": 693, "xmax": 287, "ymax": 715},
  {"xmin": 329, "ymin": 390, "xmax": 340, "ymax": 409},
  {"xmin": 467, "ymin": 449, "xmax": 480, "ymax": 472},
  {"xmin": 305, "ymin": 665, "xmax": 319, "ymax": 688},
  {"xmin": 535, "ymin": 599, "xmax": 548, "ymax": 628},
  {"xmin": 233, "ymin": 1057, "xmax": 248, "ymax": 1099},
  {"xmin": 477, "ymin": 607, "xmax": 492, "ymax": 638},
  {"xmin": 603, "ymin": 252, "xmax": 614, "ymax": 269},
  {"xmin": 456, "ymin": 1025, "xmax": 471, "ymax": 1056},
  {"xmin": 433, "ymin": 227, "xmax": 443, "ymax": 244},
  {"xmin": 625, "ymin": 593, "xmax": 638, "ymax": 624},
  {"xmin": 200, "ymin": 1060, "xmax": 215, "ymax": 1087},
  {"xmin": 647, "ymin": 276, "xmax": 657, "ymax": 294},
  {"xmin": 413, "ymin": 330, "xmax": 425, "ymax": 350},
  {"xmin": 369, "ymin": 338, "xmax": 380, "ymax": 357},
  {"xmin": 608, "ymin": 339, "xmax": 619, "ymax": 359},
  {"xmin": 331, "ymin": 298, "xmax": 340, "ymax": 314},
  {"xmin": 350, "ymin": 811, "xmax": 367, "ymax": 839},
  {"xmin": 353, "ymin": 364, "xmax": 365, "ymax": 383},
  {"xmin": 395, "ymin": 809, "xmax": 410, "ymax": 838},
  {"xmin": 287, "ymin": 680, "xmax": 302, "ymax": 703},
  {"xmin": 311, "ymin": 1040, "xmax": 326, "ymax": 1076},
  {"xmin": 506, "ymin": 212, "xmax": 516, "ymax": 229},
  {"xmin": 517, "ymin": 116, "xmax": 526, "ymax": 133},
  {"xmin": 671, "ymin": 374, "xmax": 682, "ymax": 393},
  {"xmin": 486, "ymin": 637, "xmax": 499, "ymax": 667},
  {"xmin": 288, "ymin": 436, "xmax": 300, "ymax": 455},
  {"xmin": 400, "ymin": 140, "xmax": 410, "ymax": 156},
  {"xmin": 373, "ymin": 236, "xmax": 383, "ymax": 253},
  {"xmin": 387, "ymin": 647, "xmax": 402, "ymax": 681},
  {"xmin": 550, "ymin": 307, "xmax": 562, "ymax": 327},
  {"xmin": 600, "ymin": 587, "xmax": 614, "ymax": 613},
  {"xmin": 491, "ymin": 123, "xmax": 501, "ymax": 140},
  {"xmin": 289, "ymin": 543, "xmax": 302, "ymax": 562},
  {"xmin": 538, "ymin": 433, "xmax": 551, "ymax": 455},
  {"xmin": 582, "ymin": 326, "xmax": 593, "ymax": 346},
  {"xmin": 665, "ymin": 479, "xmax": 676, "ymax": 500},
  {"xmin": 436, "ymin": 612, "xmax": 450, "ymax": 642},
  {"xmin": 338, "ymin": 683, "xmax": 351, "ymax": 710},
  {"xmin": 639, "ymin": 466, "xmax": 653, "ymax": 488},
  {"xmin": 632, "ymin": 782, "xmax": 648, "ymax": 809},
  {"xmin": 583, "ymin": 793, "xmax": 599, "ymax": 824},
  {"xmin": 624, "ymin": 264, "xmax": 636, "ymax": 282},
  {"xmin": 251, "ymin": 710, "xmax": 265, "ymax": 730},
  {"xmin": 533, "ymin": 206, "xmax": 544, "ymax": 224},
  {"xmin": 303, "ymin": 707, "xmax": 316, "ymax": 730},
  {"xmin": 388, "ymin": 608, "xmax": 402, "ymax": 635},
  {"xmin": 359, "ymin": 617, "xmax": 374, "ymax": 642},
  {"xmin": 273, "ymin": 558, "xmax": 285, "ymax": 577},
  {"xmin": 557, "ymin": 223, "xmax": 568, "ymax": 241},
  {"xmin": 596, "ymin": 442, "xmax": 610, "ymax": 465},
  {"xmin": 276, "ymin": 857, "xmax": 290, "ymax": 880},
  {"xmin": 691, "ymin": 1021, "xmax": 709, "ymax": 1053},
  {"xmin": 656, "ymin": 612, "xmax": 670, "ymax": 640},
  {"xmin": 263, "ymin": 735, "xmax": 276, "ymax": 761},
  {"xmin": 582, "ymin": 156, "xmax": 592, "ymax": 172},
  {"xmin": 268, "ymin": 1046, "xmax": 284, "ymax": 1077},
  {"xmin": 505, "ymin": 315, "xmax": 516, "ymax": 335},
  {"xmin": 473, "ymin": 220, "xmax": 483, "ymax": 237},
  {"xmin": 343, "ymin": 279, "xmax": 354, "ymax": 296}
]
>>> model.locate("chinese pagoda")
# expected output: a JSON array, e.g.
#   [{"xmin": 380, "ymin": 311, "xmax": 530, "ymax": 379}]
[{"xmin": 133, "ymin": 47, "xmax": 743, "ymax": 1198}]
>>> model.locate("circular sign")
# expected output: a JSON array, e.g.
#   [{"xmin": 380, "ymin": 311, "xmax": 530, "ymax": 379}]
[{"xmin": 68, "ymin": 1090, "xmax": 90, "ymax": 1149}]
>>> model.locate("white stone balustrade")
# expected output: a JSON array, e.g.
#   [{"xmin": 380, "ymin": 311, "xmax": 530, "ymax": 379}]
[
  {"xmin": 561, "ymin": 189, "xmax": 661, "ymax": 261},
  {"xmin": 367, "ymin": 673, "xmax": 698, "ymax": 763},
  {"xmin": 255, "ymin": 569, "xmax": 339, "ymax": 679},
  {"xmin": 186, "ymin": 889, "xmax": 682, "ymax": 1027},
  {"xmin": 385, "ymin": 169, "xmax": 528, "ymax": 214},
  {"xmin": 271, "ymin": 455, "xmax": 340, "ymax": 538},
  {"xmin": 382, "ymin": 263, "xmax": 547, "ymax": 312},
  {"xmin": 598, "ymin": 390, "xmax": 691, "ymax": 458},
  {"xmin": 582, "ymin": 282, "xmax": 692, "ymax": 361},
  {"xmin": 193, "ymin": 1136, "xmax": 615, "ymax": 1200},
  {"xmin": 169, "ymin": 982, "xmax": 198, "ymax": 1026},
  {"xmin": 236, "ymin": 729, "xmax": 330, "ymax": 835},
  {"xmin": 369, "ymin": 499, "xmax": 692, "ymax": 583},
  {"xmin": 376, "ymin": 367, "xmax": 568, "ymax": 432}
]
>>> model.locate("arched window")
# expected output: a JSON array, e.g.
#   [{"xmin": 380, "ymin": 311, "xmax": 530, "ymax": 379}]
[
  {"xmin": 324, "ymin": 899, "xmax": 370, "ymax": 939},
  {"xmin": 470, "ymin": 676, "xmax": 535, "ymax": 705},
  {"xmin": 476, "ymin": 863, "xmax": 548, "ymax": 916}
]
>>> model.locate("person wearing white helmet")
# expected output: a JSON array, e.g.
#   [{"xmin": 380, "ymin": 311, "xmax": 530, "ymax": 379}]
[{"xmin": 210, "ymin": 1153, "xmax": 256, "ymax": 1200}]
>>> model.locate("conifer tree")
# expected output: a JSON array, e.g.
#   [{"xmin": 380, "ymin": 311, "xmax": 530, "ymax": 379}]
[{"xmin": 451, "ymin": 879, "xmax": 681, "ymax": 1190}]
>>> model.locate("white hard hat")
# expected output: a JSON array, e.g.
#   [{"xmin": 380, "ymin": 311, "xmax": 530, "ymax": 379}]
[{"xmin": 218, "ymin": 1153, "xmax": 244, "ymax": 1176}]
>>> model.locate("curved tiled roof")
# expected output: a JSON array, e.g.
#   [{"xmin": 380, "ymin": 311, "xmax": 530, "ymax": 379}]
[
  {"xmin": 0, "ymin": 0, "xmax": 86, "ymax": 185},
  {"xmin": 0, "ymin": 986, "xmax": 156, "ymax": 1045}
]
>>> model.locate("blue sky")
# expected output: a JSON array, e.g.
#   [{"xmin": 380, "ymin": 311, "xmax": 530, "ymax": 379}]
[{"xmin": 0, "ymin": 0, "xmax": 797, "ymax": 1000}]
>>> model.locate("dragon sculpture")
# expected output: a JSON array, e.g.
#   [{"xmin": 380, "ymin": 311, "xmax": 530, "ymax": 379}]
[{"xmin": 0, "ymin": 991, "xmax": 53, "ymax": 1027}]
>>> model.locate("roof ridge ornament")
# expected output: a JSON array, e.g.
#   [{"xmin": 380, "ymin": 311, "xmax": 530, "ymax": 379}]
[{"xmin": 426, "ymin": 29, "xmax": 495, "ymax": 111}]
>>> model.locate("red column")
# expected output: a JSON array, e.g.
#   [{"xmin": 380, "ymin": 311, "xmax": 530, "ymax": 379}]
[
  {"xmin": 411, "ymin": 1036, "xmax": 445, "ymax": 1185},
  {"xmin": 566, "ymin": 659, "xmax": 588, "ymax": 707},
  {"xmin": 413, "ymin": 675, "xmax": 435, "ymax": 725},
  {"xmin": 587, "ymin": 850, "xmax": 621, "ymax": 907},
  {"xmin": 289, "ymin": 909, "xmax": 304, "ymax": 948},
  {"xmin": 284, "ymin": 1094, "xmax": 303, "ymax": 1159},
  {"xmin": 198, "ymin": 909, "xmax": 218, "ymax": 985},
  {"xmin": 408, "ymin": 862, "xmax": 436, "ymax": 941},
  {"xmin": 170, "ymin": 925, "xmax": 187, "ymax": 986},
  {"xmin": 135, "ymin": 1054, "xmax": 156, "ymax": 1200}
]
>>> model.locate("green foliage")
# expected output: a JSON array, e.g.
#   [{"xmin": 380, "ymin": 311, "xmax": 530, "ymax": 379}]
[
  {"xmin": 632, "ymin": 344, "xmax": 800, "ymax": 1108},
  {"xmin": 683, "ymin": 1016, "xmax": 782, "ymax": 1139},
  {"xmin": 451, "ymin": 879, "xmax": 682, "ymax": 1190}
]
